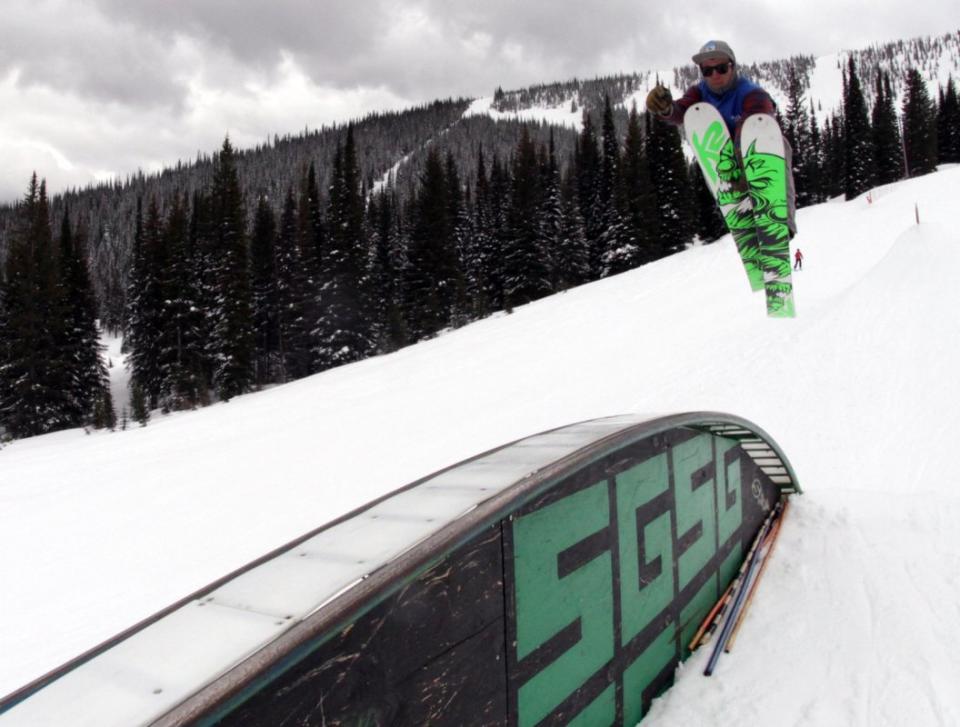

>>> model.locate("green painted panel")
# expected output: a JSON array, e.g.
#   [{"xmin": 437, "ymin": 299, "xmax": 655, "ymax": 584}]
[
  {"xmin": 717, "ymin": 438, "xmax": 743, "ymax": 544},
  {"xmin": 514, "ymin": 481, "xmax": 615, "ymax": 727},
  {"xmin": 508, "ymin": 430, "xmax": 781, "ymax": 726},
  {"xmin": 721, "ymin": 542, "xmax": 743, "ymax": 585},
  {"xmin": 622, "ymin": 626, "xmax": 676, "ymax": 725},
  {"xmin": 616, "ymin": 452, "xmax": 673, "ymax": 645},
  {"xmin": 568, "ymin": 684, "xmax": 616, "ymax": 727},
  {"xmin": 679, "ymin": 577, "xmax": 718, "ymax": 656},
  {"xmin": 673, "ymin": 435, "xmax": 717, "ymax": 591}
]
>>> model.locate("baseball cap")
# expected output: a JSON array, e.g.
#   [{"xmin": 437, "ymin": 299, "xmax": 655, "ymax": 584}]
[{"xmin": 692, "ymin": 40, "xmax": 736, "ymax": 65}]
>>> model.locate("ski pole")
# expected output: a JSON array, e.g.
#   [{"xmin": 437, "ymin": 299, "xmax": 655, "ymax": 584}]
[
  {"xmin": 703, "ymin": 501, "xmax": 782, "ymax": 676},
  {"xmin": 724, "ymin": 498, "xmax": 789, "ymax": 652},
  {"xmin": 697, "ymin": 502, "xmax": 780, "ymax": 649},
  {"xmin": 704, "ymin": 539, "xmax": 764, "ymax": 676}
]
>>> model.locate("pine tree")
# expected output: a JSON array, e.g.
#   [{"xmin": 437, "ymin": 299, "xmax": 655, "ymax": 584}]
[
  {"xmin": 0, "ymin": 266, "xmax": 9, "ymax": 433},
  {"xmin": 555, "ymin": 171, "xmax": 591, "ymax": 289},
  {"xmin": 823, "ymin": 114, "xmax": 847, "ymax": 199},
  {"xmin": 503, "ymin": 126, "xmax": 551, "ymax": 309},
  {"xmin": 645, "ymin": 112, "xmax": 693, "ymax": 257},
  {"xmin": 368, "ymin": 189, "xmax": 407, "ymax": 351},
  {"xmin": 207, "ymin": 137, "xmax": 254, "ymax": 400},
  {"xmin": 618, "ymin": 103, "xmax": 660, "ymax": 261},
  {"xmin": 318, "ymin": 127, "xmax": 374, "ymax": 369},
  {"xmin": 536, "ymin": 132, "xmax": 565, "ymax": 290},
  {"xmin": 783, "ymin": 67, "xmax": 813, "ymax": 206},
  {"xmin": 296, "ymin": 161, "xmax": 325, "ymax": 371},
  {"xmin": 843, "ymin": 56, "xmax": 875, "ymax": 199},
  {"xmin": 58, "ymin": 210, "xmax": 112, "ymax": 427},
  {"xmin": 485, "ymin": 154, "xmax": 510, "ymax": 311},
  {"xmin": 301, "ymin": 162, "xmax": 327, "ymax": 278},
  {"xmin": 158, "ymin": 193, "xmax": 205, "ymax": 410},
  {"xmin": 872, "ymin": 71, "xmax": 904, "ymax": 185},
  {"xmin": 92, "ymin": 384, "xmax": 117, "ymax": 431},
  {"xmin": 36, "ymin": 182, "xmax": 74, "ymax": 430},
  {"xmin": 902, "ymin": 68, "xmax": 938, "ymax": 177},
  {"xmin": 466, "ymin": 147, "xmax": 496, "ymax": 317},
  {"xmin": 690, "ymin": 161, "xmax": 725, "ymax": 243},
  {"xmin": 936, "ymin": 76, "xmax": 960, "ymax": 164},
  {"xmin": 250, "ymin": 196, "xmax": 280, "ymax": 386},
  {"xmin": 806, "ymin": 101, "xmax": 826, "ymax": 203},
  {"xmin": 596, "ymin": 95, "xmax": 634, "ymax": 276},
  {"xmin": 404, "ymin": 147, "xmax": 463, "ymax": 338},
  {"xmin": 0, "ymin": 175, "xmax": 73, "ymax": 437},
  {"xmin": 275, "ymin": 187, "xmax": 312, "ymax": 381},
  {"xmin": 188, "ymin": 190, "xmax": 217, "ymax": 398},
  {"xmin": 445, "ymin": 150, "xmax": 471, "ymax": 324},
  {"xmin": 126, "ymin": 197, "xmax": 165, "ymax": 409},
  {"xmin": 130, "ymin": 381, "xmax": 150, "ymax": 426},
  {"xmin": 575, "ymin": 112, "xmax": 603, "ymax": 276}
]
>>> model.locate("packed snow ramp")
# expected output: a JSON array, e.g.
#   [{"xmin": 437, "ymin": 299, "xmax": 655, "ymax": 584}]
[{"xmin": 0, "ymin": 412, "xmax": 799, "ymax": 727}]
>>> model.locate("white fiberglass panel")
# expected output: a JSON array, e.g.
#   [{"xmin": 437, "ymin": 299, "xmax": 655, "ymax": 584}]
[
  {"xmin": 1, "ymin": 601, "xmax": 286, "ymax": 727},
  {"xmin": 2, "ymin": 415, "xmax": 664, "ymax": 727},
  {"xmin": 423, "ymin": 446, "xmax": 571, "ymax": 491}
]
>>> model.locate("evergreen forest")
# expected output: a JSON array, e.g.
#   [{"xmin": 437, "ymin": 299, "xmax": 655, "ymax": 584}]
[{"xmin": 2, "ymin": 31, "xmax": 959, "ymax": 440}]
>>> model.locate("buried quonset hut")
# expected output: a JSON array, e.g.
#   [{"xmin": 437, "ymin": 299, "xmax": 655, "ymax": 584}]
[{"xmin": 0, "ymin": 412, "xmax": 799, "ymax": 727}]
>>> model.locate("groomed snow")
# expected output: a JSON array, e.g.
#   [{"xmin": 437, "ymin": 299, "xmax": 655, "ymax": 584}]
[{"xmin": 2, "ymin": 166, "xmax": 960, "ymax": 725}]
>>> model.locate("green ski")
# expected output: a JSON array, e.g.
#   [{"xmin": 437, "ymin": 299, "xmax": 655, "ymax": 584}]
[
  {"xmin": 683, "ymin": 103, "xmax": 763, "ymax": 292},
  {"xmin": 739, "ymin": 114, "xmax": 796, "ymax": 318}
]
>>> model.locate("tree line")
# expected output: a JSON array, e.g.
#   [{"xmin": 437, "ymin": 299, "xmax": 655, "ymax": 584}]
[
  {"xmin": 0, "ymin": 176, "xmax": 115, "ymax": 438},
  {"xmin": 783, "ymin": 59, "xmax": 959, "ymax": 205},
  {"xmin": 2, "ymin": 60, "xmax": 960, "ymax": 440},
  {"xmin": 118, "ymin": 99, "xmax": 696, "ymax": 415}
]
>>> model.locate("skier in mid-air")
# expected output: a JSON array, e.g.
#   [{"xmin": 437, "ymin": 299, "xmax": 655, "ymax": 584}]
[{"xmin": 645, "ymin": 40, "xmax": 797, "ymax": 240}]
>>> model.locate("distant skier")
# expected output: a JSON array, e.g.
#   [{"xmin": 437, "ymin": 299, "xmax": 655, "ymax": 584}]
[
  {"xmin": 645, "ymin": 40, "xmax": 797, "ymax": 239},
  {"xmin": 794, "ymin": 248, "xmax": 803, "ymax": 270}
]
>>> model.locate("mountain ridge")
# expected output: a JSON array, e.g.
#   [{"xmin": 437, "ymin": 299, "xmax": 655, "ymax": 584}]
[{"xmin": 0, "ymin": 28, "xmax": 957, "ymax": 330}]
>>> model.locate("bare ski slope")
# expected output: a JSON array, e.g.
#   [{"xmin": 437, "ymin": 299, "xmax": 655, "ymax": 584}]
[{"xmin": 2, "ymin": 166, "xmax": 960, "ymax": 724}]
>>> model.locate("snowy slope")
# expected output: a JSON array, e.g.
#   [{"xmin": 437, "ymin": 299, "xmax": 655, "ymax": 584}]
[{"xmin": 3, "ymin": 166, "xmax": 960, "ymax": 725}]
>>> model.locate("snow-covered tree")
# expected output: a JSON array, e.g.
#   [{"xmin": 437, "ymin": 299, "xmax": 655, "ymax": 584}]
[{"xmin": 843, "ymin": 56, "xmax": 876, "ymax": 198}]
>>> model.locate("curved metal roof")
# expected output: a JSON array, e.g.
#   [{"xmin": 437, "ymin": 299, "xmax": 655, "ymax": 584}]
[{"xmin": 0, "ymin": 411, "xmax": 798, "ymax": 726}]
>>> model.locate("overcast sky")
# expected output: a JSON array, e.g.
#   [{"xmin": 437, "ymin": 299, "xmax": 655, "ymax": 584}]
[{"xmin": 2, "ymin": 0, "xmax": 958, "ymax": 205}]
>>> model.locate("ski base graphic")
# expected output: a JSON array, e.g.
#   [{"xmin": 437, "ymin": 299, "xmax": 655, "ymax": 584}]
[
  {"xmin": 684, "ymin": 103, "xmax": 796, "ymax": 317},
  {"xmin": 740, "ymin": 113, "xmax": 796, "ymax": 318},
  {"xmin": 684, "ymin": 103, "xmax": 763, "ymax": 292}
]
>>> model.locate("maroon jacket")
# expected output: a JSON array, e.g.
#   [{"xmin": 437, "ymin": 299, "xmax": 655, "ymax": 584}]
[{"xmin": 661, "ymin": 79, "xmax": 776, "ymax": 140}]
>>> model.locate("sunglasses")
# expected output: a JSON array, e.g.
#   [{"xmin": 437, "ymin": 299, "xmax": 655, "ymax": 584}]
[{"xmin": 701, "ymin": 62, "xmax": 731, "ymax": 77}]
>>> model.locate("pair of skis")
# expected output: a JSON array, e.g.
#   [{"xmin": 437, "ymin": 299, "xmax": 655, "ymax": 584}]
[
  {"xmin": 684, "ymin": 104, "xmax": 796, "ymax": 317},
  {"xmin": 688, "ymin": 498, "xmax": 789, "ymax": 675}
]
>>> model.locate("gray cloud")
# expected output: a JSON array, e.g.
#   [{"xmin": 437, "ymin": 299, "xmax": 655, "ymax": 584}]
[
  {"xmin": 1, "ymin": 0, "xmax": 958, "ymax": 203},
  {"xmin": 92, "ymin": 0, "xmax": 397, "ymax": 87},
  {"xmin": 0, "ymin": 2, "xmax": 188, "ymax": 110},
  {"xmin": 12, "ymin": 0, "xmax": 960, "ymax": 105}
]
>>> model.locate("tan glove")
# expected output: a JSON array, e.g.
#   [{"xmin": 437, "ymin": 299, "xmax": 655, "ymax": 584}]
[{"xmin": 645, "ymin": 84, "xmax": 673, "ymax": 115}]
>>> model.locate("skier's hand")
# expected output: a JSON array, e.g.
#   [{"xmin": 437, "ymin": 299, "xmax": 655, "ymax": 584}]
[{"xmin": 646, "ymin": 84, "xmax": 673, "ymax": 115}]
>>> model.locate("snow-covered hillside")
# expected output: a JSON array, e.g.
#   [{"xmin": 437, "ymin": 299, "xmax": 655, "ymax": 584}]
[
  {"xmin": 3, "ymin": 165, "xmax": 960, "ymax": 725},
  {"xmin": 466, "ymin": 30, "xmax": 960, "ymax": 131}
]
